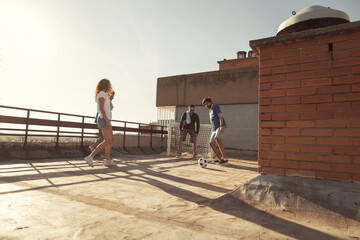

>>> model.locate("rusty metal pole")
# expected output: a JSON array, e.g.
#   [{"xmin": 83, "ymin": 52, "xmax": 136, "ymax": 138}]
[{"xmin": 24, "ymin": 110, "xmax": 30, "ymax": 146}]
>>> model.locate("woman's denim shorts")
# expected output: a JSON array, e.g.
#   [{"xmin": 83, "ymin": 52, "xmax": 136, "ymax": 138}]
[{"xmin": 97, "ymin": 117, "xmax": 107, "ymax": 129}]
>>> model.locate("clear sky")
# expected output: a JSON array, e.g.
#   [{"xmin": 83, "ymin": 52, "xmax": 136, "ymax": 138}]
[{"xmin": 1, "ymin": 0, "xmax": 360, "ymax": 124}]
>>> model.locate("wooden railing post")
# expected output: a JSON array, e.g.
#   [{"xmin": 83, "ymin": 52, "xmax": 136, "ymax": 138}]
[
  {"xmin": 161, "ymin": 126, "xmax": 164, "ymax": 150},
  {"xmin": 24, "ymin": 110, "xmax": 30, "ymax": 146},
  {"xmin": 150, "ymin": 125, "xmax": 154, "ymax": 151},
  {"xmin": 56, "ymin": 113, "xmax": 60, "ymax": 147},
  {"xmin": 123, "ymin": 122, "xmax": 126, "ymax": 150},
  {"xmin": 81, "ymin": 116, "xmax": 85, "ymax": 146},
  {"xmin": 138, "ymin": 123, "xmax": 141, "ymax": 149}
]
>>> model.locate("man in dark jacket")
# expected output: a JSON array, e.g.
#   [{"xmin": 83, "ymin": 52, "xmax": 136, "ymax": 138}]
[{"xmin": 177, "ymin": 104, "xmax": 200, "ymax": 158}]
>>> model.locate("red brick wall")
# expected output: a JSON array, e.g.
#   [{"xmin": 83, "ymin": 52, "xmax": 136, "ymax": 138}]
[
  {"xmin": 258, "ymin": 30, "xmax": 360, "ymax": 182},
  {"xmin": 218, "ymin": 57, "xmax": 258, "ymax": 70}
]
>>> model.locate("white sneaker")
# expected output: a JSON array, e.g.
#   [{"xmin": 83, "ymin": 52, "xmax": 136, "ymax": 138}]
[
  {"xmin": 84, "ymin": 155, "xmax": 94, "ymax": 168},
  {"xmin": 104, "ymin": 159, "xmax": 117, "ymax": 167}
]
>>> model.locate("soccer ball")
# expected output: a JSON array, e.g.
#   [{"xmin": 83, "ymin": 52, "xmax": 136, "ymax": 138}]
[{"xmin": 198, "ymin": 157, "xmax": 208, "ymax": 168}]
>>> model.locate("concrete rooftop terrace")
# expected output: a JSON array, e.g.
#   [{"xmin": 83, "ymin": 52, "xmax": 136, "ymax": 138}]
[{"xmin": 0, "ymin": 153, "xmax": 359, "ymax": 240}]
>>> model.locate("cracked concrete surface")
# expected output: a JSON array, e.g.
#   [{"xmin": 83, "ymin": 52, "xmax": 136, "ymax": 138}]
[{"xmin": 0, "ymin": 153, "xmax": 359, "ymax": 239}]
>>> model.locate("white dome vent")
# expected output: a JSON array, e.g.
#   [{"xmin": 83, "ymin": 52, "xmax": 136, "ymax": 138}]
[{"xmin": 277, "ymin": 5, "xmax": 350, "ymax": 35}]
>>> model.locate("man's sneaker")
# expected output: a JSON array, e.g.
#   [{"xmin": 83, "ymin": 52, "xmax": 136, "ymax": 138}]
[
  {"xmin": 176, "ymin": 152, "xmax": 181, "ymax": 158},
  {"xmin": 104, "ymin": 159, "xmax": 117, "ymax": 167},
  {"xmin": 84, "ymin": 155, "xmax": 94, "ymax": 168},
  {"xmin": 193, "ymin": 153, "xmax": 198, "ymax": 159},
  {"xmin": 219, "ymin": 159, "xmax": 228, "ymax": 164}
]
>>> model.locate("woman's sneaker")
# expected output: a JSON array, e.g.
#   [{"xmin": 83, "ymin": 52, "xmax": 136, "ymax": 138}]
[
  {"xmin": 83, "ymin": 156, "xmax": 94, "ymax": 168},
  {"xmin": 104, "ymin": 159, "xmax": 117, "ymax": 167}
]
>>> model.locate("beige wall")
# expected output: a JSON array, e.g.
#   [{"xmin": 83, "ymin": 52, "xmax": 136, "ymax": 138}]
[{"xmin": 156, "ymin": 66, "xmax": 259, "ymax": 107}]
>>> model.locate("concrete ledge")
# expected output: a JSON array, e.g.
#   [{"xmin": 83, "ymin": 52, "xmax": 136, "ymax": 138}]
[
  {"xmin": 0, "ymin": 140, "xmax": 167, "ymax": 160},
  {"xmin": 208, "ymin": 174, "xmax": 360, "ymax": 228},
  {"xmin": 226, "ymin": 149, "xmax": 258, "ymax": 160},
  {"xmin": 0, "ymin": 142, "xmax": 90, "ymax": 160}
]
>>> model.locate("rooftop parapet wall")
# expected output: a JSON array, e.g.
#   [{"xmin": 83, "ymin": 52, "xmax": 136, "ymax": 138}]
[
  {"xmin": 218, "ymin": 57, "xmax": 258, "ymax": 71},
  {"xmin": 250, "ymin": 21, "xmax": 360, "ymax": 55},
  {"xmin": 156, "ymin": 67, "xmax": 259, "ymax": 107},
  {"xmin": 250, "ymin": 21, "xmax": 360, "ymax": 182}
]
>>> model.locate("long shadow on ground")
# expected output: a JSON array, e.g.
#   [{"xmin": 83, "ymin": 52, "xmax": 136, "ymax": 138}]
[{"xmin": 0, "ymin": 157, "xmax": 345, "ymax": 239}]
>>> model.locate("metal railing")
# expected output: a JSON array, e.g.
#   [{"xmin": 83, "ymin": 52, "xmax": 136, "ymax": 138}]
[{"xmin": 0, "ymin": 105, "xmax": 167, "ymax": 152}]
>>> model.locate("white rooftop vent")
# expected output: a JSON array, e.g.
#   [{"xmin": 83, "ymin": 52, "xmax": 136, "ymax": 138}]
[{"xmin": 277, "ymin": 5, "xmax": 350, "ymax": 35}]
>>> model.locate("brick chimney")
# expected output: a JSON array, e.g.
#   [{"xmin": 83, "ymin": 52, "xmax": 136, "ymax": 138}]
[
  {"xmin": 218, "ymin": 50, "xmax": 258, "ymax": 70},
  {"xmin": 250, "ymin": 21, "xmax": 360, "ymax": 182}
]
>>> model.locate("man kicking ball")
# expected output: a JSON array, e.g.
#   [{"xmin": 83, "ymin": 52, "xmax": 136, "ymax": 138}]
[{"xmin": 202, "ymin": 97, "xmax": 228, "ymax": 164}]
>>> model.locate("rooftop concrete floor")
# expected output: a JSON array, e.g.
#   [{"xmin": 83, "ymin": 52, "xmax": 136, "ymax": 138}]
[{"xmin": 0, "ymin": 153, "xmax": 359, "ymax": 240}]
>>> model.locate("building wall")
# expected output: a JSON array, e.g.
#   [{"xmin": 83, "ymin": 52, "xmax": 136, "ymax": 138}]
[
  {"xmin": 176, "ymin": 103, "xmax": 258, "ymax": 151},
  {"xmin": 157, "ymin": 66, "xmax": 259, "ymax": 153},
  {"xmin": 156, "ymin": 67, "xmax": 258, "ymax": 107},
  {"xmin": 251, "ymin": 21, "xmax": 360, "ymax": 182}
]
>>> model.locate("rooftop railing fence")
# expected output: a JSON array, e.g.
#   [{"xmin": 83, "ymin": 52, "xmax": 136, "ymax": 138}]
[{"xmin": 0, "ymin": 105, "xmax": 167, "ymax": 152}]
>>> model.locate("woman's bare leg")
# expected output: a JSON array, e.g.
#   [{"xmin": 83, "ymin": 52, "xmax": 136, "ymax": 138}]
[
  {"xmin": 90, "ymin": 125, "xmax": 113, "ymax": 158},
  {"xmin": 104, "ymin": 126, "xmax": 114, "ymax": 160}
]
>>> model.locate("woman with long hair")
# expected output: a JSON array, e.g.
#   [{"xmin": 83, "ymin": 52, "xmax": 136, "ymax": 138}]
[{"xmin": 84, "ymin": 78, "xmax": 116, "ymax": 167}]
